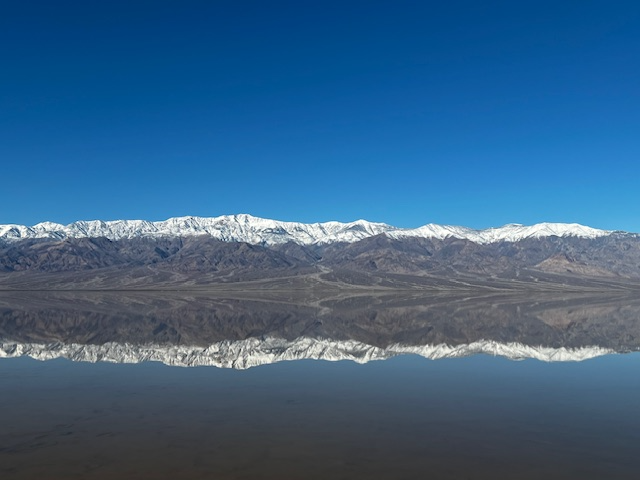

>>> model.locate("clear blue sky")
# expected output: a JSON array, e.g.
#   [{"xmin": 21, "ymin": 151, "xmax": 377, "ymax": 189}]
[{"xmin": 1, "ymin": 1, "xmax": 639, "ymax": 230}]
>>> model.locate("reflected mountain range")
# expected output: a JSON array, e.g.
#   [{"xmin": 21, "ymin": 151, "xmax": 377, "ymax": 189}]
[{"xmin": 1, "ymin": 292, "xmax": 639, "ymax": 368}]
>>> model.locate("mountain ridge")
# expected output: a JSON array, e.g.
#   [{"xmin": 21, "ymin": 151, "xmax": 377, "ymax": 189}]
[{"xmin": 0, "ymin": 214, "xmax": 623, "ymax": 247}]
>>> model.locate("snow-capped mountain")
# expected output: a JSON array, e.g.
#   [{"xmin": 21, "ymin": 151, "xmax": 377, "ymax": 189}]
[
  {"xmin": 0, "ymin": 214, "xmax": 617, "ymax": 246},
  {"xmin": 0, "ymin": 337, "xmax": 615, "ymax": 369}
]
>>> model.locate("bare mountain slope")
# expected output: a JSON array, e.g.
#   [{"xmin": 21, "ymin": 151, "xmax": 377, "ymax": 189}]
[{"xmin": 1, "ymin": 216, "xmax": 639, "ymax": 290}]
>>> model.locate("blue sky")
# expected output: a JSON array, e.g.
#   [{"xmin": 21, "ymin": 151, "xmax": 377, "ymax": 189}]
[{"xmin": 1, "ymin": 1, "xmax": 639, "ymax": 230}]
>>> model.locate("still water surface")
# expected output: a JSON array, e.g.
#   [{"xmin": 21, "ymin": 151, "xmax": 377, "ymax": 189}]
[{"xmin": 1, "ymin": 293, "xmax": 639, "ymax": 479}]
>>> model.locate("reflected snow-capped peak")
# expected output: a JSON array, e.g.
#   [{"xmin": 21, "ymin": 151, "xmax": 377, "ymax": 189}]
[{"xmin": 0, "ymin": 337, "xmax": 615, "ymax": 369}]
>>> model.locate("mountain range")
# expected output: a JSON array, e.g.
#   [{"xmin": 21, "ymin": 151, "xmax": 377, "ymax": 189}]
[
  {"xmin": 1, "ymin": 215, "xmax": 639, "ymax": 290},
  {"xmin": 0, "ymin": 214, "xmax": 618, "ymax": 245}
]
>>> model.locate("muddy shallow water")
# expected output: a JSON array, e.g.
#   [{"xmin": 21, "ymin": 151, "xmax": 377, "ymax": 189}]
[{"xmin": 2, "ymin": 353, "xmax": 640, "ymax": 479}]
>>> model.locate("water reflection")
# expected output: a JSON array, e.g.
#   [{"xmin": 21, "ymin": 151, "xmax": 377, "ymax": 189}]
[
  {"xmin": 1, "ymin": 292, "xmax": 640, "ymax": 479},
  {"xmin": 1, "ymin": 292, "xmax": 639, "ymax": 366}
]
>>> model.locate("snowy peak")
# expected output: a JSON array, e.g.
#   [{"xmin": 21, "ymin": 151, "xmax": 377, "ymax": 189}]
[
  {"xmin": 0, "ymin": 215, "xmax": 616, "ymax": 246},
  {"xmin": 389, "ymin": 222, "xmax": 613, "ymax": 244}
]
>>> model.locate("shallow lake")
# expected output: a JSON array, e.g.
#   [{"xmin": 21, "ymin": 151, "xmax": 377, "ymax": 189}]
[{"xmin": 1, "ymin": 292, "xmax": 639, "ymax": 479}]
